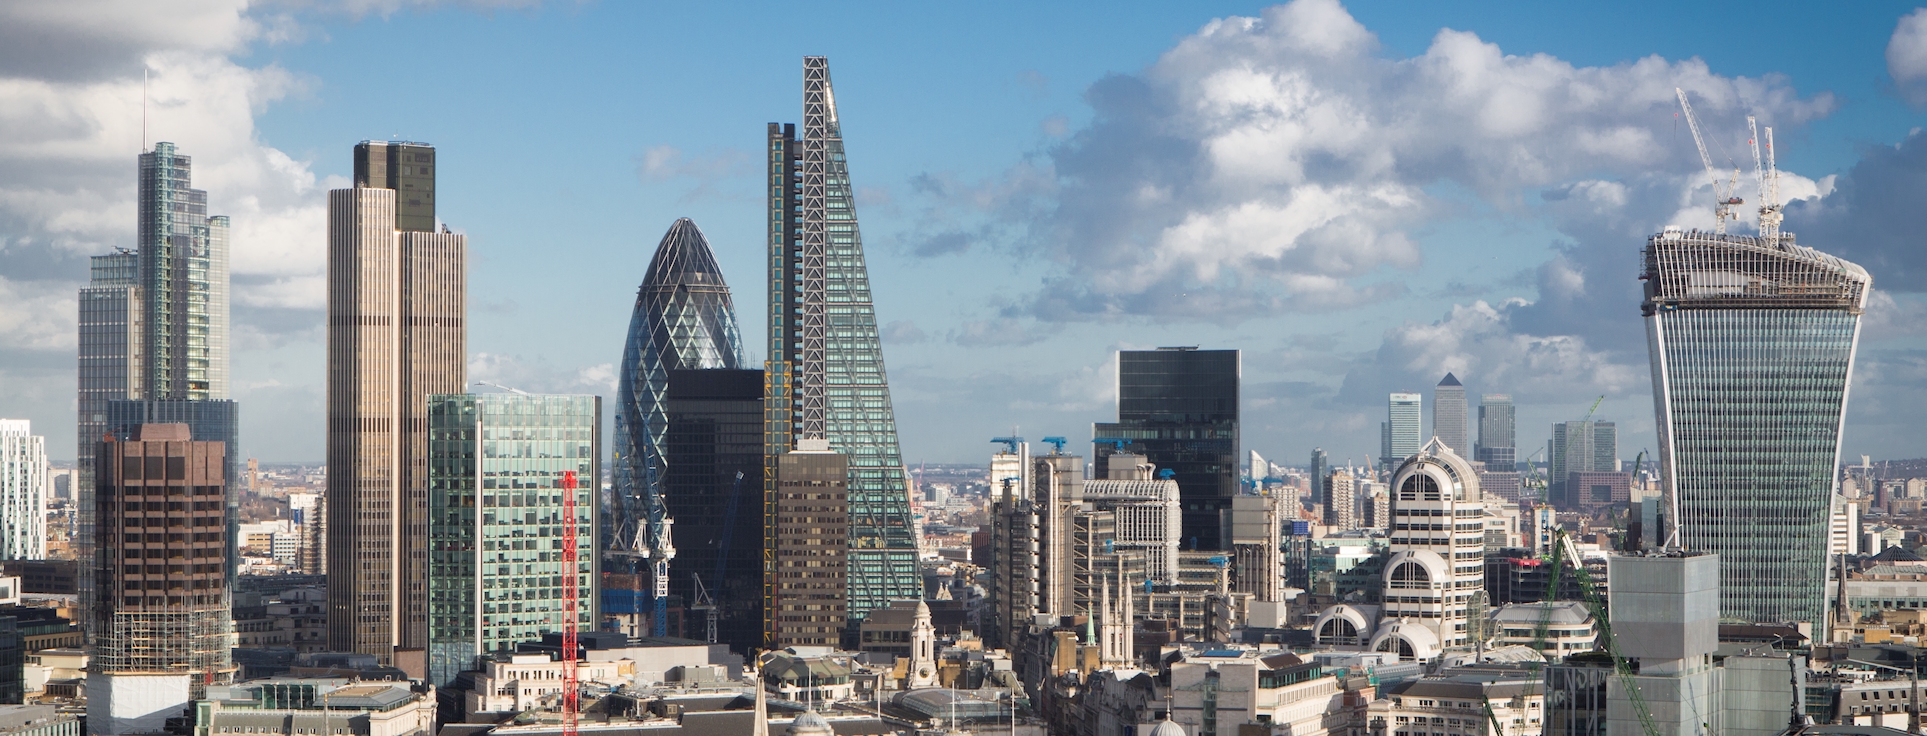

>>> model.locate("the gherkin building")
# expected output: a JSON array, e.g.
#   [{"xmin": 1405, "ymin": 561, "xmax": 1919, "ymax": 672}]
[{"xmin": 613, "ymin": 219, "xmax": 745, "ymax": 561}]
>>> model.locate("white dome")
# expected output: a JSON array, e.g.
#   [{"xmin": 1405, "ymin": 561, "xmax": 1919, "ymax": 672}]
[
  {"xmin": 788, "ymin": 710, "xmax": 834, "ymax": 736},
  {"xmin": 1151, "ymin": 718, "xmax": 1188, "ymax": 736}
]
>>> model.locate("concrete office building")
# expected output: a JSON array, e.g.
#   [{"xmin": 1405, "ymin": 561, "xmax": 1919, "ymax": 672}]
[
  {"xmin": 424, "ymin": 393, "xmax": 600, "ymax": 688},
  {"xmin": 763, "ymin": 57, "xmax": 920, "ymax": 633},
  {"xmin": 1094, "ymin": 347, "xmax": 1240, "ymax": 550},
  {"xmin": 1431, "ymin": 373, "xmax": 1467, "ymax": 458},
  {"xmin": 325, "ymin": 141, "xmax": 466, "ymax": 668},
  {"xmin": 1644, "ymin": 227, "xmax": 1867, "ymax": 628},
  {"xmin": 612, "ymin": 218, "xmax": 758, "ymax": 649},
  {"xmin": 1381, "ymin": 393, "xmax": 1421, "ymax": 472},
  {"xmin": 769, "ymin": 441, "xmax": 848, "ymax": 648},
  {"xmin": 0, "ymin": 423, "xmax": 45, "ymax": 561},
  {"xmin": 1549, "ymin": 420, "xmax": 1618, "ymax": 508},
  {"xmin": 87, "ymin": 424, "xmax": 234, "ymax": 733}
]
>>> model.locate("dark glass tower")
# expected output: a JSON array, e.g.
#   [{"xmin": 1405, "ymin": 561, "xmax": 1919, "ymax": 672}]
[
  {"xmin": 612, "ymin": 218, "xmax": 747, "ymax": 634},
  {"xmin": 765, "ymin": 57, "xmax": 922, "ymax": 638},
  {"xmin": 662, "ymin": 369, "xmax": 763, "ymax": 652},
  {"xmin": 1094, "ymin": 347, "xmax": 1240, "ymax": 550},
  {"xmin": 1643, "ymin": 229, "xmax": 1868, "ymax": 628}
]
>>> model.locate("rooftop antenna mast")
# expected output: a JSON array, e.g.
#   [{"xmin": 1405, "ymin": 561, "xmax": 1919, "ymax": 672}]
[
  {"xmin": 1747, "ymin": 116, "xmax": 1784, "ymax": 243},
  {"xmin": 1675, "ymin": 88, "xmax": 1742, "ymax": 234}
]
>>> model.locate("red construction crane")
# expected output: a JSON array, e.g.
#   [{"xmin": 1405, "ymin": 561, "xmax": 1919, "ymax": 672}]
[{"xmin": 561, "ymin": 470, "xmax": 581, "ymax": 736}]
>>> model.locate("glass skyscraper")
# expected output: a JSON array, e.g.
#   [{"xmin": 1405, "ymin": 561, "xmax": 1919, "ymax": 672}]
[
  {"xmin": 78, "ymin": 141, "xmax": 233, "ymax": 641},
  {"xmin": 1093, "ymin": 347, "xmax": 1240, "ymax": 550},
  {"xmin": 1475, "ymin": 394, "xmax": 1516, "ymax": 470},
  {"xmin": 1643, "ymin": 228, "xmax": 1868, "ymax": 627},
  {"xmin": 1381, "ymin": 393, "xmax": 1421, "ymax": 472},
  {"xmin": 1431, "ymin": 373, "xmax": 1467, "ymax": 458},
  {"xmin": 765, "ymin": 57, "xmax": 921, "ymax": 637},
  {"xmin": 613, "ymin": 218, "xmax": 745, "ymax": 556},
  {"xmin": 426, "ymin": 393, "xmax": 600, "ymax": 687}
]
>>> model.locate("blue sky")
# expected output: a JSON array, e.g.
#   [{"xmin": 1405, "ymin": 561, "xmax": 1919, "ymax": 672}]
[{"xmin": 5, "ymin": 0, "xmax": 1927, "ymax": 467}]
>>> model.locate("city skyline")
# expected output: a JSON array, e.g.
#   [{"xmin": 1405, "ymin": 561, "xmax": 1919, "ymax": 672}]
[{"xmin": 6, "ymin": 2, "xmax": 1927, "ymax": 471}]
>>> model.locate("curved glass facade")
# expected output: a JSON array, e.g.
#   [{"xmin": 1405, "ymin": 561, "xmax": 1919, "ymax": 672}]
[
  {"xmin": 1643, "ymin": 230, "xmax": 1868, "ymax": 628},
  {"xmin": 612, "ymin": 219, "xmax": 744, "ymax": 555}
]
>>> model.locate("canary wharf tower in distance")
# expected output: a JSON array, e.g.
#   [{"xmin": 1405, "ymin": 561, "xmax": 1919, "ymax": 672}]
[
  {"xmin": 764, "ymin": 56, "xmax": 920, "ymax": 643},
  {"xmin": 1644, "ymin": 212, "xmax": 1868, "ymax": 630}
]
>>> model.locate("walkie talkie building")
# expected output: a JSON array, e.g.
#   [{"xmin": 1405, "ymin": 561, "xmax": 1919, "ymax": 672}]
[{"xmin": 1643, "ymin": 228, "xmax": 1868, "ymax": 628}]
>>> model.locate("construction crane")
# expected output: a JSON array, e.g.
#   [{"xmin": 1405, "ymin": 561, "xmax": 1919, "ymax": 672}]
[
  {"xmin": 649, "ymin": 517, "xmax": 675, "ymax": 637},
  {"xmin": 690, "ymin": 574, "xmax": 718, "ymax": 644},
  {"xmin": 1675, "ymin": 88, "xmax": 1744, "ymax": 234},
  {"xmin": 1040, "ymin": 436, "xmax": 1068, "ymax": 454},
  {"xmin": 990, "ymin": 436, "xmax": 1025, "ymax": 454},
  {"xmin": 1579, "ymin": 395, "xmax": 1605, "ymax": 423},
  {"xmin": 1559, "ymin": 530, "xmax": 1664, "ymax": 736},
  {"xmin": 1092, "ymin": 438, "xmax": 1131, "ymax": 452},
  {"xmin": 1747, "ymin": 116, "xmax": 1784, "ymax": 242},
  {"xmin": 560, "ymin": 470, "xmax": 582, "ymax": 736}
]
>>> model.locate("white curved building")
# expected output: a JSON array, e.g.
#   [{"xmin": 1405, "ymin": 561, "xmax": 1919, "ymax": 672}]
[{"xmin": 1312, "ymin": 438, "xmax": 1486, "ymax": 661}]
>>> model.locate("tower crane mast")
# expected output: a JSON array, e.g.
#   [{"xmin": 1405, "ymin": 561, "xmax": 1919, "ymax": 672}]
[
  {"xmin": 1748, "ymin": 116, "xmax": 1784, "ymax": 242},
  {"xmin": 1675, "ymin": 88, "xmax": 1743, "ymax": 233}
]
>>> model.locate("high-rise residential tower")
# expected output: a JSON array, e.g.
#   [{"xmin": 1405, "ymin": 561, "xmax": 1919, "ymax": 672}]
[
  {"xmin": 325, "ymin": 141, "xmax": 465, "ymax": 668},
  {"xmin": 1431, "ymin": 373, "xmax": 1467, "ymax": 458},
  {"xmin": 1476, "ymin": 394, "xmax": 1516, "ymax": 469},
  {"xmin": 87, "ymin": 424, "xmax": 233, "ymax": 734},
  {"xmin": 764, "ymin": 57, "xmax": 920, "ymax": 640},
  {"xmin": 0, "ymin": 421, "xmax": 46, "ymax": 561},
  {"xmin": 1643, "ymin": 227, "xmax": 1868, "ymax": 628},
  {"xmin": 1380, "ymin": 393, "xmax": 1421, "ymax": 472},
  {"xmin": 426, "ymin": 393, "xmax": 600, "ymax": 687},
  {"xmin": 611, "ymin": 219, "xmax": 760, "ymax": 648},
  {"xmin": 1094, "ymin": 347, "xmax": 1240, "ymax": 550},
  {"xmin": 1308, "ymin": 447, "xmax": 1328, "ymax": 515}
]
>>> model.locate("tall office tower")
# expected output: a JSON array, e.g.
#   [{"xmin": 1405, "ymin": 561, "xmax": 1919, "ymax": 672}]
[
  {"xmin": 425, "ymin": 393, "xmax": 600, "ymax": 687},
  {"xmin": 1247, "ymin": 450, "xmax": 1269, "ymax": 482},
  {"xmin": 325, "ymin": 142, "xmax": 465, "ymax": 667},
  {"xmin": 763, "ymin": 57, "xmax": 919, "ymax": 636},
  {"xmin": 352, "ymin": 141, "xmax": 437, "ymax": 233},
  {"xmin": 1093, "ymin": 347, "xmax": 1240, "ymax": 550},
  {"xmin": 1308, "ymin": 448, "xmax": 1328, "ymax": 513},
  {"xmin": 0, "ymin": 421, "xmax": 47, "ymax": 561},
  {"xmin": 770, "ymin": 442, "xmax": 849, "ymax": 648},
  {"xmin": 1643, "ymin": 228, "xmax": 1868, "ymax": 628},
  {"xmin": 87, "ymin": 424, "xmax": 233, "ymax": 735},
  {"xmin": 661, "ymin": 368, "xmax": 762, "ymax": 649},
  {"xmin": 1380, "ymin": 393, "xmax": 1421, "ymax": 472},
  {"xmin": 1475, "ymin": 394, "xmax": 1516, "ymax": 469},
  {"xmin": 80, "ymin": 142, "xmax": 235, "ymax": 643},
  {"xmin": 76, "ymin": 252, "xmax": 142, "ymax": 566},
  {"xmin": 136, "ymin": 142, "xmax": 230, "ymax": 403},
  {"xmin": 989, "ymin": 441, "xmax": 1030, "ymax": 502},
  {"xmin": 611, "ymin": 218, "xmax": 756, "ymax": 646},
  {"xmin": 988, "ymin": 457, "xmax": 1038, "ymax": 651},
  {"xmin": 1431, "ymin": 373, "xmax": 1468, "ymax": 457}
]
